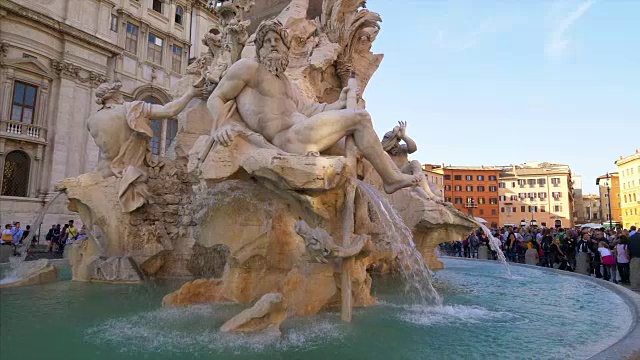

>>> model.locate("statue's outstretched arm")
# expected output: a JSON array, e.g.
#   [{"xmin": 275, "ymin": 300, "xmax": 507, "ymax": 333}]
[{"xmin": 148, "ymin": 77, "xmax": 205, "ymax": 119}]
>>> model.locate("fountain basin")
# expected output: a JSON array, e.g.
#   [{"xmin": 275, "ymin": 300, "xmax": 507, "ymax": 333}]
[{"xmin": 0, "ymin": 259, "xmax": 637, "ymax": 359}]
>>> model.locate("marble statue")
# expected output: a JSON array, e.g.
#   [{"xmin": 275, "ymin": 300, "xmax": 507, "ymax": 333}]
[
  {"xmin": 199, "ymin": 19, "xmax": 421, "ymax": 194},
  {"xmin": 87, "ymin": 79, "xmax": 205, "ymax": 212},
  {"xmin": 294, "ymin": 220, "xmax": 371, "ymax": 263},
  {"xmin": 381, "ymin": 121, "xmax": 438, "ymax": 199}
]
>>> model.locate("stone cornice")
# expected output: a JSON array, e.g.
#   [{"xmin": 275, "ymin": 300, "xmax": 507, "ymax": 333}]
[
  {"xmin": 0, "ymin": 1, "xmax": 123, "ymax": 56},
  {"xmin": 51, "ymin": 60, "xmax": 108, "ymax": 86}
]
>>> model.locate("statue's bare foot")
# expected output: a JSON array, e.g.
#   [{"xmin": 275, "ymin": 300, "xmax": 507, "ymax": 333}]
[
  {"xmin": 305, "ymin": 151, "xmax": 320, "ymax": 157},
  {"xmin": 383, "ymin": 174, "xmax": 422, "ymax": 194}
]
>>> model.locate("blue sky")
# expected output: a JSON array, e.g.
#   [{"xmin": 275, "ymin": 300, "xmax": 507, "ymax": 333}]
[{"xmin": 364, "ymin": 0, "xmax": 639, "ymax": 193}]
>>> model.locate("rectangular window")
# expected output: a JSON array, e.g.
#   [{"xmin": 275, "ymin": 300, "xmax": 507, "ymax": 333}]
[
  {"xmin": 521, "ymin": 205, "xmax": 526, "ymax": 212},
  {"xmin": 149, "ymin": 119, "xmax": 162, "ymax": 155},
  {"xmin": 528, "ymin": 179, "xmax": 536, "ymax": 186},
  {"xmin": 499, "ymin": 195, "xmax": 506, "ymax": 201},
  {"xmin": 538, "ymin": 178, "xmax": 546, "ymax": 186},
  {"xmin": 477, "ymin": 175, "xmax": 485, "ymax": 181},
  {"xmin": 148, "ymin": 33, "xmax": 164, "ymax": 64},
  {"xmin": 538, "ymin": 192, "xmax": 547, "ymax": 199},
  {"xmin": 501, "ymin": 207, "xmax": 505, "ymax": 213},
  {"xmin": 445, "ymin": 197, "xmax": 452, "ymax": 203},
  {"xmin": 478, "ymin": 197, "xmax": 486, "ymax": 204},
  {"xmin": 165, "ymin": 119, "xmax": 178, "ymax": 149},
  {"xmin": 528, "ymin": 192, "xmax": 536, "ymax": 199},
  {"xmin": 518, "ymin": 179, "xmax": 526, "ymax": 186},
  {"xmin": 454, "ymin": 175, "xmax": 462, "ymax": 181},
  {"xmin": 172, "ymin": 44, "xmax": 183, "ymax": 73},
  {"xmin": 466, "ymin": 185, "xmax": 473, "ymax": 192},
  {"xmin": 510, "ymin": 195, "xmax": 517, "ymax": 201},
  {"xmin": 152, "ymin": 0, "xmax": 163, "ymax": 13},
  {"xmin": 110, "ymin": 14, "xmax": 118, "ymax": 32},
  {"xmin": 479, "ymin": 209, "xmax": 484, "ymax": 215},
  {"xmin": 465, "ymin": 175, "xmax": 473, "ymax": 181},
  {"xmin": 466, "ymin": 197, "xmax": 474, "ymax": 204},
  {"xmin": 499, "ymin": 182, "xmax": 505, "ymax": 188},
  {"xmin": 554, "ymin": 205, "xmax": 562, "ymax": 212},
  {"xmin": 511, "ymin": 182, "xmax": 516, "ymax": 188},
  {"xmin": 491, "ymin": 209, "xmax": 497, "ymax": 215},
  {"xmin": 541, "ymin": 206, "xmax": 546, "ymax": 213},
  {"xmin": 552, "ymin": 178, "xmax": 561, "ymax": 186},
  {"xmin": 552, "ymin": 192, "xmax": 562, "ymax": 200},
  {"xmin": 444, "ymin": 175, "xmax": 451, "ymax": 180},
  {"xmin": 10, "ymin": 81, "xmax": 37, "ymax": 124},
  {"xmin": 455, "ymin": 185, "xmax": 462, "ymax": 191},
  {"xmin": 512, "ymin": 207, "xmax": 517, "ymax": 213},
  {"xmin": 477, "ymin": 186, "xmax": 485, "ymax": 192},
  {"xmin": 489, "ymin": 186, "xmax": 497, "ymax": 192},
  {"xmin": 445, "ymin": 185, "xmax": 451, "ymax": 191},
  {"xmin": 489, "ymin": 198, "xmax": 498, "ymax": 205},
  {"xmin": 455, "ymin": 197, "xmax": 462, "ymax": 204},
  {"xmin": 125, "ymin": 23, "xmax": 138, "ymax": 54},
  {"xmin": 488, "ymin": 175, "xmax": 496, "ymax": 181}
]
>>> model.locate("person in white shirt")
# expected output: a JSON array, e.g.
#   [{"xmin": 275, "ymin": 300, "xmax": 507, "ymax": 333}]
[{"xmin": 598, "ymin": 241, "xmax": 615, "ymax": 282}]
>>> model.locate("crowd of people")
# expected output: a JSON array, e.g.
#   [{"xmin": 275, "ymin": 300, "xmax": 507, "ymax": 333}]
[
  {"xmin": 440, "ymin": 225, "xmax": 640, "ymax": 287},
  {"xmin": 1, "ymin": 220, "xmax": 87, "ymax": 256}
]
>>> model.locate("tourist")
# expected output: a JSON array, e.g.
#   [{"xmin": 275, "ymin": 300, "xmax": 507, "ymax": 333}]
[
  {"xmin": 2, "ymin": 224, "xmax": 13, "ymax": 245},
  {"xmin": 541, "ymin": 229, "xmax": 554, "ymax": 268},
  {"xmin": 468, "ymin": 231, "xmax": 480, "ymax": 259},
  {"xmin": 46, "ymin": 225, "xmax": 55, "ymax": 251},
  {"xmin": 505, "ymin": 232, "xmax": 517, "ymax": 262},
  {"xmin": 51, "ymin": 224, "xmax": 62, "ymax": 253},
  {"xmin": 629, "ymin": 226, "xmax": 640, "ymax": 290},
  {"xmin": 552, "ymin": 238, "xmax": 567, "ymax": 270},
  {"xmin": 525, "ymin": 242, "xmax": 539, "ymax": 265},
  {"xmin": 589, "ymin": 236, "xmax": 603, "ymax": 278},
  {"xmin": 462, "ymin": 236, "xmax": 470, "ymax": 258},
  {"xmin": 11, "ymin": 222, "xmax": 23, "ymax": 245},
  {"xmin": 564, "ymin": 233, "xmax": 577, "ymax": 270},
  {"xmin": 614, "ymin": 236, "xmax": 631, "ymax": 284},
  {"xmin": 66, "ymin": 220, "xmax": 79, "ymax": 245},
  {"xmin": 597, "ymin": 241, "xmax": 615, "ymax": 281},
  {"xmin": 21, "ymin": 225, "xmax": 31, "ymax": 244}
]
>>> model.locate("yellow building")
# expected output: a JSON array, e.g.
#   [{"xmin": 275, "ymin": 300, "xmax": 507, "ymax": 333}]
[
  {"xmin": 498, "ymin": 162, "xmax": 574, "ymax": 228},
  {"xmin": 616, "ymin": 150, "xmax": 640, "ymax": 229},
  {"xmin": 596, "ymin": 172, "xmax": 622, "ymax": 226}
]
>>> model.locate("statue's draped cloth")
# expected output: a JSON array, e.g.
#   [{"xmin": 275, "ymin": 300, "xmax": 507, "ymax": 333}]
[{"xmin": 110, "ymin": 101, "xmax": 153, "ymax": 213}]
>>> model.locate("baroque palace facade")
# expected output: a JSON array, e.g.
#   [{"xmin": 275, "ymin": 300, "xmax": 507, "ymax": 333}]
[{"xmin": 0, "ymin": 0, "xmax": 218, "ymax": 225}]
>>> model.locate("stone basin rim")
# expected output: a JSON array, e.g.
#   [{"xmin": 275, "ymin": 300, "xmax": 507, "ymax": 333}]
[{"xmin": 440, "ymin": 256, "xmax": 640, "ymax": 360}]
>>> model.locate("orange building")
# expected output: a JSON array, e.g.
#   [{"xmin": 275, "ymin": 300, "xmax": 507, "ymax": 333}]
[{"xmin": 442, "ymin": 166, "xmax": 502, "ymax": 227}]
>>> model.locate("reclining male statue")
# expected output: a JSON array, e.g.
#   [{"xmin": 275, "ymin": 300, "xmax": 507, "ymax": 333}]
[{"xmin": 198, "ymin": 19, "xmax": 421, "ymax": 194}]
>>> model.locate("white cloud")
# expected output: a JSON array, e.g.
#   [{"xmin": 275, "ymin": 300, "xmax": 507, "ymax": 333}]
[{"xmin": 545, "ymin": 0, "xmax": 594, "ymax": 59}]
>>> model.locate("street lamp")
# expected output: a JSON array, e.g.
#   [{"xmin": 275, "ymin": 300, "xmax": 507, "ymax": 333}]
[{"xmin": 604, "ymin": 172, "xmax": 613, "ymax": 229}]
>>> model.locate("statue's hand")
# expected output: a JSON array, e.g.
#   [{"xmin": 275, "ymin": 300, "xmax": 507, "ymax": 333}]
[
  {"xmin": 212, "ymin": 125, "xmax": 236, "ymax": 147},
  {"xmin": 398, "ymin": 120, "xmax": 407, "ymax": 138}
]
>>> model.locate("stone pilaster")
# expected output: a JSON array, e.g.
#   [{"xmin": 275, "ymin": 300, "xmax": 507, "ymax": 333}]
[{"xmin": 0, "ymin": 67, "xmax": 15, "ymax": 120}]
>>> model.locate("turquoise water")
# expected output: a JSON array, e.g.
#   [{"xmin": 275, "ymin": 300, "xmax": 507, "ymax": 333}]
[{"xmin": 0, "ymin": 259, "xmax": 633, "ymax": 360}]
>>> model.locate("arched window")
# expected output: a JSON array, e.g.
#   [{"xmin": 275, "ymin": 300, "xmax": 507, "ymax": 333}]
[
  {"xmin": 175, "ymin": 6, "xmax": 184, "ymax": 25},
  {"xmin": 2, "ymin": 150, "xmax": 30, "ymax": 197}
]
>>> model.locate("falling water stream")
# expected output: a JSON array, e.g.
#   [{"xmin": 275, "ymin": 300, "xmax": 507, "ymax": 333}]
[
  {"xmin": 354, "ymin": 180, "xmax": 441, "ymax": 305},
  {"xmin": 477, "ymin": 223, "xmax": 512, "ymax": 277}
]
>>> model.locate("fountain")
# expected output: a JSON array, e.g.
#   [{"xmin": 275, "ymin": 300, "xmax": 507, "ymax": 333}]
[{"xmin": 1, "ymin": 1, "xmax": 638, "ymax": 359}]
